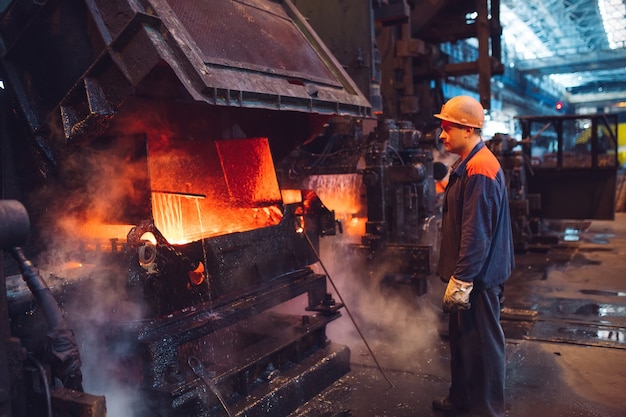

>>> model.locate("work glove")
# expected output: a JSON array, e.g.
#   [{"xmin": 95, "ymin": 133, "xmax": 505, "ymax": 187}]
[{"xmin": 442, "ymin": 276, "xmax": 473, "ymax": 313}]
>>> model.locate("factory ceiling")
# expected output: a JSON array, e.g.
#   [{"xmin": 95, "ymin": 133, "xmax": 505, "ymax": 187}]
[{"xmin": 500, "ymin": 0, "xmax": 626, "ymax": 111}]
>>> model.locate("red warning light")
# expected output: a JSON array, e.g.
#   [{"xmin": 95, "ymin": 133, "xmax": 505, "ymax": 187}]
[{"xmin": 555, "ymin": 101, "xmax": 563, "ymax": 111}]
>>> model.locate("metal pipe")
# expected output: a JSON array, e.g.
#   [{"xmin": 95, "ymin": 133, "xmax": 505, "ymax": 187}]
[
  {"xmin": 28, "ymin": 354, "xmax": 53, "ymax": 417},
  {"xmin": 10, "ymin": 248, "xmax": 65, "ymax": 330},
  {"xmin": 9, "ymin": 247, "xmax": 84, "ymax": 392},
  {"xmin": 0, "ymin": 200, "xmax": 30, "ymax": 250},
  {"xmin": 188, "ymin": 356, "xmax": 235, "ymax": 417},
  {"xmin": 0, "ymin": 200, "xmax": 29, "ymax": 416}
]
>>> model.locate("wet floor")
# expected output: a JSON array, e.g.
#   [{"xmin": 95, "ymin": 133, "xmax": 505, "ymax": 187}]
[{"xmin": 291, "ymin": 213, "xmax": 626, "ymax": 417}]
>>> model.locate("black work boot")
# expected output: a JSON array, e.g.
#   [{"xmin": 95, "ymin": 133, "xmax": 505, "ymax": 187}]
[{"xmin": 432, "ymin": 397, "xmax": 469, "ymax": 412}]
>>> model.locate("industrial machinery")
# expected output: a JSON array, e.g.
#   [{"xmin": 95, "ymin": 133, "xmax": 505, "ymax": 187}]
[
  {"xmin": 518, "ymin": 113, "xmax": 619, "ymax": 221},
  {"xmin": 0, "ymin": 1, "xmax": 505, "ymax": 416},
  {"xmin": 0, "ymin": 1, "xmax": 368, "ymax": 416},
  {"xmin": 485, "ymin": 113, "xmax": 620, "ymax": 251},
  {"xmin": 278, "ymin": 0, "xmax": 504, "ymax": 295}
]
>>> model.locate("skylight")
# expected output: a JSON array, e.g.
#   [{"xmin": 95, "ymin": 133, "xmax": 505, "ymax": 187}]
[
  {"xmin": 598, "ymin": 0, "xmax": 626, "ymax": 49},
  {"xmin": 500, "ymin": 5, "xmax": 552, "ymax": 60},
  {"xmin": 499, "ymin": 4, "xmax": 601, "ymax": 90}
]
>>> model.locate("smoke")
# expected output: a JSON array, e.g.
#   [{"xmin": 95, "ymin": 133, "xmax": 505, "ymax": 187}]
[
  {"xmin": 317, "ymin": 235, "xmax": 443, "ymax": 372},
  {"xmin": 22, "ymin": 101, "xmax": 307, "ymax": 416},
  {"xmin": 37, "ymin": 229, "xmax": 148, "ymax": 415},
  {"xmin": 295, "ymin": 173, "xmax": 445, "ymax": 372},
  {"xmin": 61, "ymin": 263, "xmax": 147, "ymax": 417},
  {"xmin": 24, "ymin": 129, "xmax": 156, "ymax": 417}
]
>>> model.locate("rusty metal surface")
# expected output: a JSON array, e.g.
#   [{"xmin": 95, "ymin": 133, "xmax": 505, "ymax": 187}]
[
  {"xmin": 165, "ymin": 0, "xmax": 336, "ymax": 84},
  {"xmin": 145, "ymin": 0, "xmax": 370, "ymax": 112},
  {"xmin": 0, "ymin": 0, "xmax": 371, "ymax": 146},
  {"xmin": 50, "ymin": 386, "xmax": 106, "ymax": 417}
]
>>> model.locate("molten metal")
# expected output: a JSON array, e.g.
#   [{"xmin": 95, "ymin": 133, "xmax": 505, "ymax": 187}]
[{"xmin": 149, "ymin": 136, "xmax": 284, "ymax": 244}]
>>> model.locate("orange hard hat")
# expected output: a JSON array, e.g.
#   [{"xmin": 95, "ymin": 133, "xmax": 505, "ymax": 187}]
[{"xmin": 434, "ymin": 95, "xmax": 484, "ymax": 129}]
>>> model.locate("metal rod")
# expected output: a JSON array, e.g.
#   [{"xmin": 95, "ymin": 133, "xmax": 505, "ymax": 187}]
[
  {"xmin": 303, "ymin": 232, "xmax": 395, "ymax": 389},
  {"xmin": 151, "ymin": 190, "xmax": 207, "ymax": 199},
  {"xmin": 187, "ymin": 356, "xmax": 236, "ymax": 417}
]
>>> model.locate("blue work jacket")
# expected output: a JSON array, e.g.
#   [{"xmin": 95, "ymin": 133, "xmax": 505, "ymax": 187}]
[{"xmin": 436, "ymin": 141, "xmax": 515, "ymax": 288}]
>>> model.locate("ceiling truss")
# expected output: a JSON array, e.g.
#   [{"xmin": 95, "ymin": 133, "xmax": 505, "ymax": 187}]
[{"xmin": 501, "ymin": 0, "xmax": 626, "ymax": 108}]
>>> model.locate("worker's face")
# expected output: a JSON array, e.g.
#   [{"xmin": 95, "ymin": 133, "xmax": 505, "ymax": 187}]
[{"xmin": 439, "ymin": 121, "xmax": 472, "ymax": 155}]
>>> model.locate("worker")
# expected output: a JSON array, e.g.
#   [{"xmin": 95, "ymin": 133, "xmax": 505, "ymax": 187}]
[{"xmin": 431, "ymin": 95, "xmax": 515, "ymax": 417}]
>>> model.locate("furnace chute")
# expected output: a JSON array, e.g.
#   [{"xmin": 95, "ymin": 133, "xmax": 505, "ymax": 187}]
[{"xmin": 0, "ymin": 1, "xmax": 362, "ymax": 416}]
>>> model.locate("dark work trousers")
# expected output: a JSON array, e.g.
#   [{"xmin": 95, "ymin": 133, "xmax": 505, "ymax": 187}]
[{"xmin": 447, "ymin": 285, "xmax": 505, "ymax": 417}]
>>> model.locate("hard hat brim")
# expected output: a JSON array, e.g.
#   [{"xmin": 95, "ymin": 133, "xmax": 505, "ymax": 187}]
[{"xmin": 433, "ymin": 113, "xmax": 482, "ymax": 129}]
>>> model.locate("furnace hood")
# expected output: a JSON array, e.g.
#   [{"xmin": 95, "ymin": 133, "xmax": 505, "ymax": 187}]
[{"xmin": 0, "ymin": 0, "xmax": 371, "ymax": 144}]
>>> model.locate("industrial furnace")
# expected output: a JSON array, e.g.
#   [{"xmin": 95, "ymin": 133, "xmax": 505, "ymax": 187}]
[{"xmin": 0, "ymin": 0, "xmax": 370, "ymax": 416}]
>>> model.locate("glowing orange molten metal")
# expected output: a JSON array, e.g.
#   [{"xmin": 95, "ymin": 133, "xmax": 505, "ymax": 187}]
[
  {"xmin": 148, "ymin": 136, "xmax": 283, "ymax": 244},
  {"xmin": 189, "ymin": 262, "xmax": 205, "ymax": 286},
  {"xmin": 304, "ymin": 174, "xmax": 365, "ymax": 239},
  {"xmin": 281, "ymin": 189, "xmax": 303, "ymax": 205}
]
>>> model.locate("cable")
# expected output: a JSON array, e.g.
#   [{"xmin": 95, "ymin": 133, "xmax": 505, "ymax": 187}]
[
  {"xmin": 28, "ymin": 354, "xmax": 53, "ymax": 417},
  {"xmin": 302, "ymin": 232, "xmax": 395, "ymax": 389}
]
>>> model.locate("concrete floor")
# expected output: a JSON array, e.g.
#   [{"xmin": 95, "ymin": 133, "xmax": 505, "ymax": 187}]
[{"xmin": 292, "ymin": 213, "xmax": 626, "ymax": 417}]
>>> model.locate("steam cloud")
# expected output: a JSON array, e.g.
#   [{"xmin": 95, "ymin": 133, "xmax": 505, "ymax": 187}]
[
  {"xmin": 317, "ymin": 235, "xmax": 443, "ymax": 374},
  {"xmin": 29, "ymin": 137, "xmax": 152, "ymax": 417}
]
